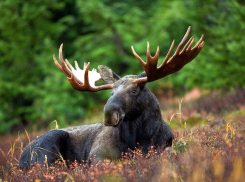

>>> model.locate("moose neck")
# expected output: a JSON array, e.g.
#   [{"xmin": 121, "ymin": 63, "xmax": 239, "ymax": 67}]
[{"xmin": 118, "ymin": 87, "xmax": 162, "ymax": 153}]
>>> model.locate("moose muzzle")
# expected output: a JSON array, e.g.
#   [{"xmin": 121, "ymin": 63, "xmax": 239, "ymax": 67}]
[
  {"xmin": 103, "ymin": 98, "xmax": 125, "ymax": 126},
  {"xmin": 104, "ymin": 111, "xmax": 120, "ymax": 126}
]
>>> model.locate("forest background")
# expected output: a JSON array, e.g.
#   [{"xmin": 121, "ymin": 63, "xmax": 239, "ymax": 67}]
[{"xmin": 0, "ymin": 0, "xmax": 244, "ymax": 134}]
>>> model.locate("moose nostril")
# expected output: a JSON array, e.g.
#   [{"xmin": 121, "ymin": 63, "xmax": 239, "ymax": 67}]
[
  {"xmin": 103, "ymin": 111, "xmax": 120, "ymax": 126},
  {"xmin": 112, "ymin": 112, "xmax": 119, "ymax": 123}
]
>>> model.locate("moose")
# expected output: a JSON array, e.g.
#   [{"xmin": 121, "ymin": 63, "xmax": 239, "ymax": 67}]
[{"xmin": 19, "ymin": 26, "xmax": 204, "ymax": 169}]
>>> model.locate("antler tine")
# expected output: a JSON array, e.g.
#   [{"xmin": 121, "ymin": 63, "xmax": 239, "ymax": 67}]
[
  {"xmin": 83, "ymin": 62, "xmax": 91, "ymax": 88},
  {"xmin": 199, "ymin": 40, "xmax": 205, "ymax": 48},
  {"xmin": 74, "ymin": 61, "xmax": 80, "ymax": 70},
  {"xmin": 175, "ymin": 26, "xmax": 191, "ymax": 54},
  {"xmin": 161, "ymin": 40, "xmax": 175, "ymax": 66},
  {"xmin": 187, "ymin": 37, "xmax": 195, "ymax": 50},
  {"xmin": 53, "ymin": 54, "xmax": 63, "ymax": 73},
  {"xmin": 65, "ymin": 59, "xmax": 74, "ymax": 71},
  {"xmin": 131, "ymin": 46, "xmax": 146, "ymax": 66},
  {"xmin": 193, "ymin": 34, "xmax": 204, "ymax": 49},
  {"xmin": 84, "ymin": 62, "xmax": 88, "ymax": 69},
  {"xmin": 58, "ymin": 44, "xmax": 72, "ymax": 77},
  {"xmin": 147, "ymin": 41, "xmax": 159, "ymax": 70},
  {"xmin": 180, "ymin": 37, "xmax": 194, "ymax": 54}
]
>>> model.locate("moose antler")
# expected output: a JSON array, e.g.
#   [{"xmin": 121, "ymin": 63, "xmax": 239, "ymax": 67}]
[
  {"xmin": 53, "ymin": 44, "xmax": 113, "ymax": 92},
  {"xmin": 131, "ymin": 26, "xmax": 204, "ymax": 84}
]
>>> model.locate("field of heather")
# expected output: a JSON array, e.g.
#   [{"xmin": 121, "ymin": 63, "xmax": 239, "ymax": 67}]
[{"xmin": 1, "ymin": 89, "xmax": 245, "ymax": 182}]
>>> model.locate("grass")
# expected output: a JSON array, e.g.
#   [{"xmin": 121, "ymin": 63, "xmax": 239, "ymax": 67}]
[{"xmin": 0, "ymin": 89, "xmax": 245, "ymax": 181}]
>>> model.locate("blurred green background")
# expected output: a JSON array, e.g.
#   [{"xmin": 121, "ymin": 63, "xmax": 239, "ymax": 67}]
[{"xmin": 0, "ymin": 0, "xmax": 244, "ymax": 134}]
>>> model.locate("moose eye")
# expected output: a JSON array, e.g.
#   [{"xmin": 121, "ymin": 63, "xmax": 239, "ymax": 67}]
[{"xmin": 132, "ymin": 89, "xmax": 137, "ymax": 94}]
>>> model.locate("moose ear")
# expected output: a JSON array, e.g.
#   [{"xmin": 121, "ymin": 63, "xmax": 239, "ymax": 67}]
[
  {"xmin": 138, "ymin": 82, "xmax": 147, "ymax": 91},
  {"xmin": 98, "ymin": 65, "xmax": 120, "ymax": 84}
]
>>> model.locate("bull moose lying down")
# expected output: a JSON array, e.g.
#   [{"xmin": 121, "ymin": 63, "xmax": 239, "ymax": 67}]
[{"xmin": 19, "ymin": 26, "xmax": 204, "ymax": 169}]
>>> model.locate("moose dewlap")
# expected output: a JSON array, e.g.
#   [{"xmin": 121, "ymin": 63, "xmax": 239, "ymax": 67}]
[{"xmin": 19, "ymin": 26, "xmax": 204, "ymax": 169}]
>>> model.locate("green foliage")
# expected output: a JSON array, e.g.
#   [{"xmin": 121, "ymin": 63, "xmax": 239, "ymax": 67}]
[
  {"xmin": 0, "ymin": 0, "xmax": 65, "ymax": 133},
  {"xmin": 0, "ymin": 0, "xmax": 244, "ymax": 134},
  {"xmin": 173, "ymin": 140, "xmax": 190, "ymax": 153},
  {"xmin": 179, "ymin": 0, "xmax": 245, "ymax": 89}
]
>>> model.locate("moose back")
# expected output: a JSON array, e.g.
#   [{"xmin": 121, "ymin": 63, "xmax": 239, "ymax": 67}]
[{"xmin": 19, "ymin": 26, "xmax": 204, "ymax": 169}]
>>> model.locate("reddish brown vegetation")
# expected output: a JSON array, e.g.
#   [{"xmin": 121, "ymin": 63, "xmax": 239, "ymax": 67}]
[
  {"xmin": 185, "ymin": 88, "xmax": 245, "ymax": 116},
  {"xmin": 1, "ymin": 89, "xmax": 245, "ymax": 182},
  {"xmin": 163, "ymin": 88, "xmax": 245, "ymax": 120}
]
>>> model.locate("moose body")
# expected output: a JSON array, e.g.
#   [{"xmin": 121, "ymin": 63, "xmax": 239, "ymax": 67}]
[
  {"xmin": 19, "ymin": 77, "xmax": 173, "ymax": 169},
  {"xmin": 19, "ymin": 27, "xmax": 204, "ymax": 169}
]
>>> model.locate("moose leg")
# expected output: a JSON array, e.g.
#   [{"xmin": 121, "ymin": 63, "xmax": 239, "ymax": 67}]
[{"xmin": 19, "ymin": 129, "xmax": 75, "ymax": 170}]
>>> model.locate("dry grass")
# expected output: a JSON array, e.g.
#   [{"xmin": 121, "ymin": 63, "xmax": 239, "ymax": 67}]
[{"xmin": 1, "ymin": 89, "xmax": 245, "ymax": 182}]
